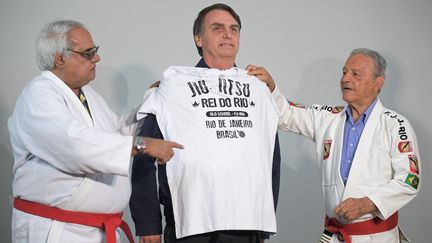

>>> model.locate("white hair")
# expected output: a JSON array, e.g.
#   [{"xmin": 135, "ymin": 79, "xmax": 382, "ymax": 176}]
[
  {"xmin": 35, "ymin": 20, "xmax": 85, "ymax": 70},
  {"xmin": 350, "ymin": 48, "xmax": 387, "ymax": 78}
]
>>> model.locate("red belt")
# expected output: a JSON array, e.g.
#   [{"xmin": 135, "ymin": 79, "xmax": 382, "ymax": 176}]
[
  {"xmin": 324, "ymin": 212, "xmax": 398, "ymax": 243},
  {"xmin": 14, "ymin": 198, "xmax": 135, "ymax": 243}
]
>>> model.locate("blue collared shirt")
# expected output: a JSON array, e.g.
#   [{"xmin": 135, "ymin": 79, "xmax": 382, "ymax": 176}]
[{"xmin": 340, "ymin": 99, "xmax": 378, "ymax": 185}]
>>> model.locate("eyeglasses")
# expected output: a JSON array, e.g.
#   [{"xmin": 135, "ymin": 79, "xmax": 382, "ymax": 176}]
[{"xmin": 67, "ymin": 46, "xmax": 99, "ymax": 60}]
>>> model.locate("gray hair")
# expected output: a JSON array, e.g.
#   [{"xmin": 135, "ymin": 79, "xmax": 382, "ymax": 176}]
[
  {"xmin": 350, "ymin": 48, "xmax": 387, "ymax": 78},
  {"xmin": 36, "ymin": 20, "xmax": 85, "ymax": 70}
]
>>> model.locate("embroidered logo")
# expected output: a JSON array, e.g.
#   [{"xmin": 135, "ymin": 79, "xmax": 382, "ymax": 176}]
[
  {"xmin": 408, "ymin": 154, "xmax": 419, "ymax": 174},
  {"xmin": 323, "ymin": 140, "xmax": 332, "ymax": 160},
  {"xmin": 289, "ymin": 100, "xmax": 305, "ymax": 108},
  {"xmin": 331, "ymin": 106, "xmax": 344, "ymax": 114},
  {"xmin": 405, "ymin": 174, "xmax": 419, "ymax": 189},
  {"xmin": 398, "ymin": 141, "xmax": 413, "ymax": 153},
  {"xmin": 320, "ymin": 105, "xmax": 344, "ymax": 114}
]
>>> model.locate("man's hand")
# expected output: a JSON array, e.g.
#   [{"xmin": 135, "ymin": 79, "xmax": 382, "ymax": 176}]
[
  {"xmin": 140, "ymin": 235, "xmax": 161, "ymax": 243},
  {"xmin": 334, "ymin": 197, "xmax": 377, "ymax": 222},
  {"xmin": 245, "ymin": 65, "xmax": 276, "ymax": 92},
  {"xmin": 143, "ymin": 137, "xmax": 184, "ymax": 164}
]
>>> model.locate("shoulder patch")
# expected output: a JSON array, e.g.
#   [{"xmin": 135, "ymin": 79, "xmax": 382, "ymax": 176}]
[
  {"xmin": 331, "ymin": 106, "xmax": 344, "ymax": 114},
  {"xmin": 288, "ymin": 100, "xmax": 305, "ymax": 108},
  {"xmin": 319, "ymin": 105, "xmax": 345, "ymax": 114},
  {"xmin": 398, "ymin": 141, "xmax": 413, "ymax": 153},
  {"xmin": 323, "ymin": 140, "xmax": 332, "ymax": 160},
  {"xmin": 408, "ymin": 154, "xmax": 420, "ymax": 174}
]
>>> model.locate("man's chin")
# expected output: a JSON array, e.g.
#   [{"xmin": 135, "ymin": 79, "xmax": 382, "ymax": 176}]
[
  {"xmin": 219, "ymin": 51, "xmax": 238, "ymax": 59},
  {"xmin": 341, "ymin": 94, "xmax": 351, "ymax": 103},
  {"xmin": 89, "ymin": 73, "xmax": 96, "ymax": 81}
]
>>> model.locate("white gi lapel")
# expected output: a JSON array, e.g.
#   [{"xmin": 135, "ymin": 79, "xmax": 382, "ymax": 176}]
[
  {"xmin": 43, "ymin": 71, "xmax": 94, "ymax": 127},
  {"xmin": 343, "ymin": 100, "xmax": 384, "ymax": 198},
  {"xmin": 319, "ymin": 107, "xmax": 348, "ymax": 218},
  {"xmin": 329, "ymin": 111, "xmax": 348, "ymax": 211},
  {"xmin": 41, "ymin": 72, "xmax": 97, "ymax": 242}
]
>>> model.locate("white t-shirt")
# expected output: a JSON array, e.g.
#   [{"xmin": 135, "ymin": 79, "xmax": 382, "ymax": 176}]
[{"xmin": 138, "ymin": 66, "xmax": 279, "ymax": 238}]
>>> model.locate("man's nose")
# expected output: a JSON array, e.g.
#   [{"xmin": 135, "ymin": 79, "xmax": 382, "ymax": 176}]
[
  {"xmin": 92, "ymin": 53, "xmax": 101, "ymax": 62},
  {"xmin": 222, "ymin": 29, "xmax": 232, "ymax": 39}
]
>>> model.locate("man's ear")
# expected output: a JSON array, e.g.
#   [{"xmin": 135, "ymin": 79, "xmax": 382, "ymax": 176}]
[
  {"xmin": 54, "ymin": 53, "xmax": 66, "ymax": 69},
  {"xmin": 194, "ymin": 35, "xmax": 202, "ymax": 48},
  {"xmin": 375, "ymin": 76, "xmax": 385, "ymax": 93}
]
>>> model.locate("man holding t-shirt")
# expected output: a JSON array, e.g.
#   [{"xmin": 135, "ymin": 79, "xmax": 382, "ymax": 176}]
[{"xmin": 130, "ymin": 4, "xmax": 281, "ymax": 243}]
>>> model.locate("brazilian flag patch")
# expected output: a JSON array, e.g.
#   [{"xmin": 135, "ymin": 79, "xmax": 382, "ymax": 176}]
[{"xmin": 405, "ymin": 174, "xmax": 419, "ymax": 189}]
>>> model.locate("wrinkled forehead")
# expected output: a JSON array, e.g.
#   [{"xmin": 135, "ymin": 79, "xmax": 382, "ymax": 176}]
[
  {"xmin": 69, "ymin": 27, "xmax": 94, "ymax": 48},
  {"xmin": 344, "ymin": 54, "xmax": 375, "ymax": 70}
]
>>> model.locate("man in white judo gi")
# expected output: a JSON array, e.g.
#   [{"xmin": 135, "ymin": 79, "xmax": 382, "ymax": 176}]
[
  {"xmin": 251, "ymin": 48, "xmax": 421, "ymax": 243},
  {"xmin": 8, "ymin": 20, "xmax": 183, "ymax": 243}
]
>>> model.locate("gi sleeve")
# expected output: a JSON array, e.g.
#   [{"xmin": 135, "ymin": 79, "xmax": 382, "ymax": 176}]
[
  {"xmin": 367, "ymin": 113, "xmax": 421, "ymax": 219},
  {"xmin": 272, "ymin": 86, "xmax": 316, "ymax": 141}
]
